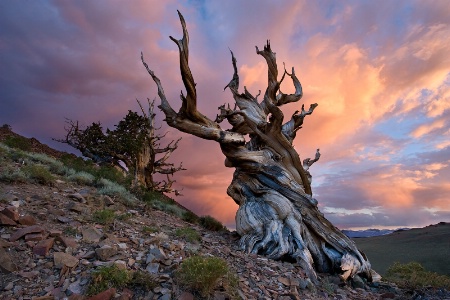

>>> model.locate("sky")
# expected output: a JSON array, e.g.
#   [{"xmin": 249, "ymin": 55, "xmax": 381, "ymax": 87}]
[{"xmin": 1, "ymin": 0, "xmax": 449, "ymax": 230}]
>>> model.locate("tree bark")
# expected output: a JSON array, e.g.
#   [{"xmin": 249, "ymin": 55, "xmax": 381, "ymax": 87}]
[{"xmin": 142, "ymin": 11, "xmax": 372, "ymax": 282}]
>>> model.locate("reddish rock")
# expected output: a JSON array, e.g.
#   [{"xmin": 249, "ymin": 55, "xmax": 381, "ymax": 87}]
[
  {"xmin": 95, "ymin": 245, "xmax": 118, "ymax": 261},
  {"xmin": 0, "ymin": 247, "xmax": 17, "ymax": 273},
  {"xmin": 48, "ymin": 208, "xmax": 65, "ymax": 216},
  {"xmin": 49, "ymin": 229, "xmax": 63, "ymax": 237},
  {"xmin": 25, "ymin": 233, "xmax": 44, "ymax": 241},
  {"xmin": 0, "ymin": 238, "xmax": 12, "ymax": 248},
  {"xmin": 178, "ymin": 292, "xmax": 194, "ymax": 300},
  {"xmin": 118, "ymin": 288, "xmax": 133, "ymax": 300},
  {"xmin": 87, "ymin": 288, "xmax": 116, "ymax": 300},
  {"xmin": 68, "ymin": 294, "xmax": 85, "ymax": 300},
  {"xmin": 19, "ymin": 270, "xmax": 39, "ymax": 279},
  {"xmin": 56, "ymin": 236, "xmax": 78, "ymax": 248},
  {"xmin": 10, "ymin": 225, "xmax": 45, "ymax": 242},
  {"xmin": 18, "ymin": 215, "xmax": 37, "ymax": 225},
  {"xmin": 1, "ymin": 206, "xmax": 19, "ymax": 221},
  {"xmin": 33, "ymin": 238, "xmax": 55, "ymax": 256},
  {"xmin": 0, "ymin": 213, "xmax": 16, "ymax": 226},
  {"xmin": 54, "ymin": 252, "xmax": 79, "ymax": 268}
]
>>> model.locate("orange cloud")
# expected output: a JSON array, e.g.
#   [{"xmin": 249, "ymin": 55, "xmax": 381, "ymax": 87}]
[{"xmin": 410, "ymin": 118, "xmax": 445, "ymax": 138}]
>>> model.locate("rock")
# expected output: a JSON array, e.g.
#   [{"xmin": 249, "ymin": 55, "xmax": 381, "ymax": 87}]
[
  {"xmin": 18, "ymin": 215, "xmax": 36, "ymax": 225},
  {"xmin": 57, "ymin": 216, "xmax": 72, "ymax": 223},
  {"xmin": 49, "ymin": 208, "xmax": 65, "ymax": 216},
  {"xmin": 87, "ymin": 287, "xmax": 116, "ymax": 300},
  {"xmin": 127, "ymin": 258, "xmax": 135, "ymax": 266},
  {"xmin": 49, "ymin": 229, "xmax": 63, "ymax": 237},
  {"xmin": 68, "ymin": 193, "xmax": 86, "ymax": 203},
  {"xmin": 10, "ymin": 225, "xmax": 45, "ymax": 242},
  {"xmin": 380, "ymin": 292, "xmax": 396, "ymax": 299},
  {"xmin": 0, "ymin": 213, "xmax": 16, "ymax": 226},
  {"xmin": 68, "ymin": 280, "xmax": 83, "ymax": 294},
  {"xmin": 102, "ymin": 195, "xmax": 114, "ymax": 206},
  {"xmin": 278, "ymin": 276, "xmax": 290, "ymax": 286},
  {"xmin": 82, "ymin": 251, "xmax": 96, "ymax": 259},
  {"xmin": 178, "ymin": 292, "xmax": 194, "ymax": 300},
  {"xmin": 117, "ymin": 243, "xmax": 127, "ymax": 250},
  {"xmin": 119, "ymin": 288, "xmax": 133, "ymax": 300},
  {"xmin": 82, "ymin": 227, "xmax": 103, "ymax": 243},
  {"xmin": 213, "ymin": 291, "xmax": 228, "ymax": 300},
  {"xmin": 56, "ymin": 236, "xmax": 78, "ymax": 248},
  {"xmin": 33, "ymin": 238, "xmax": 55, "ymax": 256},
  {"xmin": 114, "ymin": 260, "xmax": 127, "ymax": 270},
  {"xmin": 146, "ymin": 247, "xmax": 167, "ymax": 263},
  {"xmin": 95, "ymin": 245, "xmax": 118, "ymax": 261},
  {"xmin": 1, "ymin": 206, "xmax": 19, "ymax": 221},
  {"xmin": 54, "ymin": 252, "xmax": 79, "ymax": 268},
  {"xmin": 19, "ymin": 270, "xmax": 39, "ymax": 278},
  {"xmin": 0, "ymin": 247, "xmax": 18, "ymax": 273},
  {"xmin": 3, "ymin": 282, "xmax": 14, "ymax": 291},
  {"xmin": 146, "ymin": 263, "xmax": 160, "ymax": 274},
  {"xmin": 68, "ymin": 202, "xmax": 84, "ymax": 213},
  {"xmin": 0, "ymin": 193, "xmax": 18, "ymax": 203},
  {"xmin": 0, "ymin": 239, "xmax": 12, "ymax": 248},
  {"xmin": 25, "ymin": 233, "xmax": 44, "ymax": 241},
  {"xmin": 159, "ymin": 294, "xmax": 171, "ymax": 300}
]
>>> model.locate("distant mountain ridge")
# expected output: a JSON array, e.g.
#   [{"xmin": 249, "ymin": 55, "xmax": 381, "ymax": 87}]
[{"xmin": 342, "ymin": 228, "xmax": 410, "ymax": 238}]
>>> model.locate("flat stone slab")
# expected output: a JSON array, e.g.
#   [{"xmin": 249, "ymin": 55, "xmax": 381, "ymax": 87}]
[
  {"xmin": 10, "ymin": 225, "xmax": 45, "ymax": 242},
  {"xmin": 54, "ymin": 252, "xmax": 79, "ymax": 268},
  {"xmin": 82, "ymin": 227, "xmax": 103, "ymax": 243},
  {"xmin": 33, "ymin": 238, "xmax": 55, "ymax": 256}
]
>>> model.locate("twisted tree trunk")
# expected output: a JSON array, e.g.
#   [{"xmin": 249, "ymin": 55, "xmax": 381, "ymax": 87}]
[{"xmin": 142, "ymin": 11, "xmax": 372, "ymax": 283}]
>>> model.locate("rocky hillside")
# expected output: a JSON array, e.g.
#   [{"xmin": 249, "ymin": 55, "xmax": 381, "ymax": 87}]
[{"xmin": 0, "ymin": 131, "xmax": 449, "ymax": 299}]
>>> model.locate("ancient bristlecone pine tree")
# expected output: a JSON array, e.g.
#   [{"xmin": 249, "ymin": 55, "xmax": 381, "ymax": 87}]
[
  {"xmin": 142, "ymin": 11, "xmax": 372, "ymax": 282},
  {"xmin": 56, "ymin": 100, "xmax": 184, "ymax": 195}
]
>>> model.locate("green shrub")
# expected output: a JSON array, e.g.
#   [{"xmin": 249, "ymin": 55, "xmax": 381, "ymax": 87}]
[
  {"xmin": 63, "ymin": 226, "xmax": 79, "ymax": 237},
  {"xmin": 22, "ymin": 164, "xmax": 54, "ymax": 185},
  {"xmin": 199, "ymin": 215, "xmax": 225, "ymax": 231},
  {"xmin": 0, "ymin": 165, "xmax": 27, "ymax": 183},
  {"xmin": 176, "ymin": 256, "xmax": 229, "ymax": 297},
  {"xmin": 175, "ymin": 228, "xmax": 201, "ymax": 243},
  {"xmin": 4, "ymin": 135, "xmax": 32, "ymax": 151},
  {"xmin": 27, "ymin": 153, "xmax": 68, "ymax": 175},
  {"xmin": 117, "ymin": 212, "xmax": 132, "ymax": 221},
  {"xmin": 142, "ymin": 226, "xmax": 159, "ymax": 234},
  {"xmin": 182, "ymin": 211, "xmax": 199, "ymax": 224},
  {"xmin": 141, "ymin": 190, "xmax": 165, "ymax": 203},
  {"xmin": 97, "ymin": 178, "xmax": 137, "ymax": 204},
  {"xmin": 7, "ymin": 148, "xmax": 28, "ymax": 163},
  {"xmin": 68, "ymin": 171, "xmax": 95, "ymax": 185},
  {"xmin": 87, "ymin": 265, "xmax": 131, "ymax": 296},
  {"xmin": 131, "ymin": 270, "xmax": 158, "ymax": 291},
  {"xmin": 385, "ymin": 261, "xmax": 450, "ymax": 289},
  {"xmin": 93, "ymin": 209, "xmax": 116, "ymax": 224},
  {"xmin": 93, "ymin": 165, "xmax": 130, "ymax": 187}
]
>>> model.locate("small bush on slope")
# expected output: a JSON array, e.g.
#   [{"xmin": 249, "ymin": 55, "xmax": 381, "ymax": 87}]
[
  {"xmin": 22, "ymin": 164, "xmax": 54, "ymax": 185},
  {"xmin": 3, "ymin": 135, "xmax": 32, "ymax": 151},
  {"xmin": 176, "ymin": 256, "xmax": 228, "ymax": 297},
  {"xmin": 97, "ymin": 178, "xmax": 137, "ymax": 204},
  {"xmin": 175, "ymin": 227, "xmax": 201, "ymax": 243},
  {"xmin": 199, "ymin": 215, "xmax": 225, "ymax": 231},
  {"xmin": 87, "ymin": 265, "xmax": 131, "ymax": 296},
  {"xmin": 385, "ymin": 261, "xmax": 450, "ymax": 289},
  {"xmin": 92, "ymin": 209, "xmax": 116, "ymax": 225}
]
